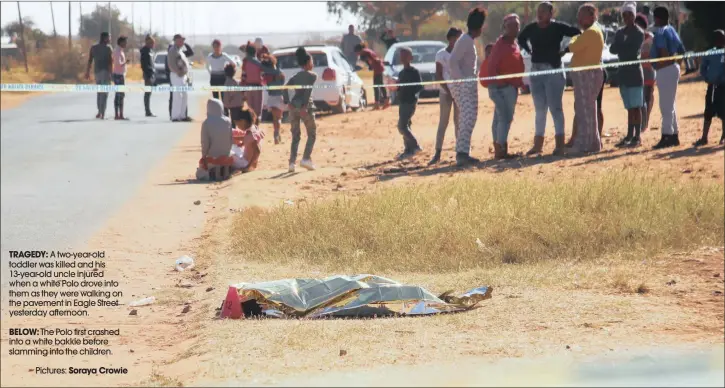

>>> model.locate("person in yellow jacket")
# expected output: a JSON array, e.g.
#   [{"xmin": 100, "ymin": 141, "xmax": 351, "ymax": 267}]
[{"xmin": 567, "ymin": 3, "xmax": 604, "ymax": 153}]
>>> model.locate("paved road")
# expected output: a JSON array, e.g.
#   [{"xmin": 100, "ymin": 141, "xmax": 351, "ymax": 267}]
[{"xmin": 1, "ymin": 70, "xmax": 210, "ymax": 286}]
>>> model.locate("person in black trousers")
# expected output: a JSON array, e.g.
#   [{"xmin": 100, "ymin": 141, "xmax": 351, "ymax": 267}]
[
  {"xmin": 395, "ymin": 46, "xmax": 423, "ymax": 159},
  {"xmin": 167, "ymin": 41, "xmax": 194, "ymax": 120},
  {"xmin": 140, "ymin": 35, "xmax": 156, "ymax": 117}
]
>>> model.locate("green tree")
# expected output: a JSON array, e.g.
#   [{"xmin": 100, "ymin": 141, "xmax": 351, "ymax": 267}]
[
  {"xmin": 79, "ymin": 4, "xmax": 133, "ymax": 42},
  {"xmin": 684, "ymin": 1, "xmax": 725, "ymax": 50},
  {"xmin": 327, "ymin": 1, "xmax": 446, "ymax": 39},
  {"xmin": 3, "ymin": 17, "xmax": 48, "ymax": 43}
]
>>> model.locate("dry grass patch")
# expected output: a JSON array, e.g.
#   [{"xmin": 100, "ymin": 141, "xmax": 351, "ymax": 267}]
[{"xmin": 229, "ymin": 172, "xmax": 724, "ymax": 274}]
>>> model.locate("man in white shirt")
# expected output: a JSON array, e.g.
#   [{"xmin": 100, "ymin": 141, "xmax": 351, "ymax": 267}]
[
  {"xmin": 430, "ymin": 27, "xmax": 463, "ymax": 165},
  {"xmin": 168, "ymin": 34, "xmax": 191, "ymax": 122},
  {"xmin": 449, "ymin": 8, "xmax": 487, "ymax": 167}
]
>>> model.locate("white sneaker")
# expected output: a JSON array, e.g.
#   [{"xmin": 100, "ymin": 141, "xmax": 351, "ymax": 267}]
[
  {"xmin": 300, "ymin": 159, "xmax": 316, "ymax": 171},
  {"xmin": 288, "ymin": 163, "xmax": 295, "ymax": 173}
]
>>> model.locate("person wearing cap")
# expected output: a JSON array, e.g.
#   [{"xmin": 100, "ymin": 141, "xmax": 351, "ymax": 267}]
[
  {"xmin": 650, "ymin": 6, "xmax": 686, "ymax": 149},
  {"xmin": 610, "ymin": 2, "xmax": 645, "ymax": 148},
  {"xmin": 567, "ymin": 4, "xmax": 604, "ymax": 154},
  {"xmin": 207, "ymin": 39, "xmax": 235, "ymax": 115},
  {"xmin": 168, "ymin": 33, "xmax": 192, "ymax": 122},
  {"xmin": 341, "ymin": 24, "xmax": 363, "ymax": 68},
  {"xmin": 693, "ymin": 29, "xmax": 725, "ymax": 147},
  {"xmin": 481, "ymin": 14, "xmax": 525, "ymax": 160},
  {"xmin": 429, "ymin": 27, "xmax": 462, "ymax": 165},
  {"xmin": 166, "ymin": 35, "xmax": 195, "ymax": 121}
]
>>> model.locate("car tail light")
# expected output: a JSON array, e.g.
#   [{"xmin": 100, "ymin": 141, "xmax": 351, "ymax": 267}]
[{"xmin": 322, "ymin": 68, "xmax": 336, "ymax": 81}]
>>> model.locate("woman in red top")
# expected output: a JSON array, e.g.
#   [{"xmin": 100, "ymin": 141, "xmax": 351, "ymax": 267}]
[
  {"xmin": 481, "ymin": 14, "xmax": 525, "ymax": 159},
  {"xmin": 355, "ymin": 43, "xmax": 389, "ymax": 109},
  {"xmin": 241, "ymin": 41, "xmax": 264, "ymax": 124}
]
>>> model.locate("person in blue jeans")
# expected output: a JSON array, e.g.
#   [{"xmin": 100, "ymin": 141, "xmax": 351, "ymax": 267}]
[
  {"xmin": 518, "ymin": 1, "xmax": 581, "ymax": 155},
  {"xmin": 694, "ymin": 30, "xmax": 725, "ymax": 147}
]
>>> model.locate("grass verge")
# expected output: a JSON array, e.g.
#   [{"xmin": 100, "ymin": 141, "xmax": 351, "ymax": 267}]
[{"xmin": 229, "ymin": 172, "xmax": 724, "ymax": 273}]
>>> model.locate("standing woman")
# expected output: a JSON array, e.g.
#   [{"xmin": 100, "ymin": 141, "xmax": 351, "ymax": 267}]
[
  {"xmin": 483, "ymin": 14, "xmax": 525, "ymax": 159},
  {"xmin": 261, "ymin": 53, "xmax": 286, "ymax": 144},
  {"xmin": 207, "ymin": 39, "xmax": 234, "ymax": 114},
  {"xmin": 448, "ymin": 7, "xmax": 487, "ymax": 167},
  {"xmin": 518, "ymin": 2, "xmax": 581, "ymax": 155},
  {"xmin": 567, "ymin": 4, "xmax": 604, "ymax": 153},
  {"xmin": 429, "ymin": 27, "xmax": 462, "ymax": 165},
  {"xmin": 241, "ymin": 42, "xmax": 264, "ymax": 123},
  {"xmin": 283, "ymin": 47, "xmax": 319, "ymax": 172},
  {"xmin": 636, "ymin": 14, "xmax": 656, "ymax": 132}
]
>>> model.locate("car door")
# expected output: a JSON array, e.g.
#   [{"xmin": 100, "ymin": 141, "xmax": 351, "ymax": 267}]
[
  {"xmin": 332, "ymin": 50, "xmax": 355, "ymax": 106},
  {"xmin": 339, "ymin": 51, "xmax": 364, "ymax": 106}
]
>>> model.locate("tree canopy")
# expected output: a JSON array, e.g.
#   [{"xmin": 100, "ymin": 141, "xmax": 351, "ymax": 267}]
[{"xmin": 3, "ymin": 17, "xmax": 48, "ymax": 43}]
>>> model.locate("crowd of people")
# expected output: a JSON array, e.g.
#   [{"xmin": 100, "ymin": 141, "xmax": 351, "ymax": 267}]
[{"xmin": 82, "ymin": 1, "xmax": 724, "ymax": 180}]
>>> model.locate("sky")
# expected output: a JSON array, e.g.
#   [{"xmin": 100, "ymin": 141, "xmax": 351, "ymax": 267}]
[{"xmin": 1, "ymin": 1, "xmax": 358, "ymax": 38}]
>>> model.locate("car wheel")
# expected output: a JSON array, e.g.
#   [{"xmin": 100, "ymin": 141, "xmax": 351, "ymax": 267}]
[
  {"xmin": 353, "ymin": 88, "xmax": 367, "ymax": 112},
  {"xmin": 331, "ymin": 92, "xmax": 347, "ymax": 114}
]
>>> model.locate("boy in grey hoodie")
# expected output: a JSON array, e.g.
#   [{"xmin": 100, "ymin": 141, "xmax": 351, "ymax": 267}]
[{"xmin": 197, "ymin": 98, "xmax": 233, "ymax": 180}]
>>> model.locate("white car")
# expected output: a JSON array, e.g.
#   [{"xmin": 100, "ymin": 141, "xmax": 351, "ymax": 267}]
[
  {"xmin": 264, "ymin": 45, "xmax": 367, "ymax": 115},
  {"xmin": 230, "ymin": 54, "xmax": 242, "ymax": 69}
]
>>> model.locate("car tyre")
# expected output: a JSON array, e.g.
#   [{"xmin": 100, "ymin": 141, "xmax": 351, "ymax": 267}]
[
  {"xmin": 353, "ymin": 88, "xmax": 367, "ymax": 112},
  {"xmin": 331, "ymin": 92, "xmax": 347, "ymax": 114}
]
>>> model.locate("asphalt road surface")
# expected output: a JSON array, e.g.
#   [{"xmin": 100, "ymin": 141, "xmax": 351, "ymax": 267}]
[{"xmin": 0, "ymin": 70, "xmax": 209, "ymax": 288}]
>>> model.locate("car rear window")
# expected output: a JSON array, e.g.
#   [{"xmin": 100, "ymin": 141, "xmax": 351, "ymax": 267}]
[
  {"xmin": 277, "ymin": 53, "xmax": 328, "ymax": 69},
  {"xmin": 154, "ymin": 54, "xmax": 166, "ymax": 64}
]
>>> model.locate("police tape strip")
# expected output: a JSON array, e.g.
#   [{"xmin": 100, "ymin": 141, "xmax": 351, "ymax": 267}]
[{"xmin": 1, "ymin": 49, "xmax": 722, "ymax": 94}]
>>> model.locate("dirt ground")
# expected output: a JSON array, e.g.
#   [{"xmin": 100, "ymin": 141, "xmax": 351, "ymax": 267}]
[
  {"xmin": 1, "ymin": 80, "xmax": 723, "ymax": 387},
  {"xmin": 171, "ymin": 80, "xmax": 724, "ymax": 386}
]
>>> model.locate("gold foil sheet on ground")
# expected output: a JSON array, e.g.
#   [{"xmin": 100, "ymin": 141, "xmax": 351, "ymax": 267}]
[{"xmin": 231, "ymin": 275, "xmax": 492, "ymax": 318}]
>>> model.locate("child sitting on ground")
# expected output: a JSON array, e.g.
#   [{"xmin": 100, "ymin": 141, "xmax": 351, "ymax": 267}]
[
  {"xmin": 222, "ymin": 63, "xmax": 244, "ymax": 128},
  {"xmin": 231, "ymin": 107, "xmax": 265, "ymax": 172}
]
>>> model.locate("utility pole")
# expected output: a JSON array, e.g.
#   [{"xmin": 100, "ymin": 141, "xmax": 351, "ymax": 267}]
[
  {"xmin": 68, "ymin": 1, "xmax": 72, "ymax": 49},
  {"xmin": 17, "ymin": 2, "xmax": 28, "ymax": 72},
  {"xmin": 79, "ymin": 2, "xmax": 82, "ymax": 35},
  {"xmin": 107, "ymin": 1, "xmax": 111, "ymax": 36},
  {"xmin": 131, "ymin": 2, "xmax": 135, "ymax": 63},
  {"xmin": 50, "ymin": 2, "xmax": 58, "ymax": 38},
  {"xmin": 149, "ymin": 2, "xmax": 152, "ymax": 35}
]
